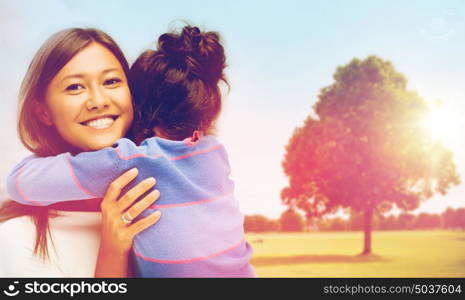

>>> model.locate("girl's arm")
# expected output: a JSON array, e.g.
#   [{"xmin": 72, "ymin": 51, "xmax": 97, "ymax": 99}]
[{"xmin": 6, "ymin": 139, "xmax": 134, "ymax": 206}]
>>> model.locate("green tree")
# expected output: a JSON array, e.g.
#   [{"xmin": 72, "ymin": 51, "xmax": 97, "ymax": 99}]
[
  {"xmin": 397, "ymin": 213, "xmax": 416, "ymax": 230},
  {"xmin": 244, "ymin": 214, "xmax": 280, "ymax": 233},
  {"xmin": 379, "ymin": 215, "xmax": 400, "ymax": 230},
  {"xmin": 282, "ymin": 56, "xmax": 460, "ymax": 254},
  {"xmin": 280, "ymin": 208, "xmax": 305, "ymax": 232},
  {"xmin": 414, "ymin": 213, "xmax": 443, "ymax": 229},
  {"xmin": 328, "ymin": 217, "xmax": 348, "ymax": 231},
  {"xmin": 455, "ymin": 208, "xmax": 465, "ymax": 229},
  {"xmin": 443, "ymin": 208, "xmax": 465, "ymax": 229},
  {"xmin": 443, "ymin": 208, "xmax": 456, "ymax": 229},
  {"xmin": 347, "ymin": 211, "xmax": 363, "ymax": 231}
]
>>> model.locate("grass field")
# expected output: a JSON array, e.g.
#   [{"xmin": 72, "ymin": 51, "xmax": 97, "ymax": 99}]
[{"xmin": 246, "ymin": 230, "xmax": 465, "ymax": 277}]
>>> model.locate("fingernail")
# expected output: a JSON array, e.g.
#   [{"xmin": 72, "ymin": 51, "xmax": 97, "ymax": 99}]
[
  {"xmin": 146, "ymin": 177, "xmax": 156, "ymax": 184},
  {"xmin": 153, "ymin": 211, "xmax": 161, "ymax": 218},
  {"xmin": 130, "ymin": 168, "xmax": 138, "ymax": 175},
  {"xmin": 152, "ymin": 190, "xmax": 160, "ymax": 199}
]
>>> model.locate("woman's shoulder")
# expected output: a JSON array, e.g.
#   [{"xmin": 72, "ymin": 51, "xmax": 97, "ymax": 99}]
[
  {"xmin": 0, "ymin": 215, "xmax": 36, "ymax": 263},
  {"xmin": 0, "ymin": 216, "xmax": 46, "ymax": 277},
  {"xmin": 0, "ymin": 215, "xmax": 35, "ymax": 240},
  {"xmin": 0, "ymin": 212, "xmax": 101, "ymax": 277},
  {"xmin": 0, "ymin": 211, "xmax": 101, "ymax": 235}
]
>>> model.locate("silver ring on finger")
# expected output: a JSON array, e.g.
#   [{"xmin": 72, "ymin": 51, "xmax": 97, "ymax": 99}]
[{"xmin": 121, "ymin": 211, "xmax": 134, "ymax": 225}]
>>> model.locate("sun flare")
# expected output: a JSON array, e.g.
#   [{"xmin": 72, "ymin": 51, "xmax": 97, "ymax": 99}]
[{"xmin": 422, "ymin": 101, "xmax": 464, "ymax": 154}]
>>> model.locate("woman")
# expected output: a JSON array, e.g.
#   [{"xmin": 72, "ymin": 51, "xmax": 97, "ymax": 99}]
[
  {"xmin": 0, "ymin": 28, "xmax": 160, "ymax": 277},
  {"xmin": 6, "ymin": 26, "xmax": 255, "ymax": 277}
]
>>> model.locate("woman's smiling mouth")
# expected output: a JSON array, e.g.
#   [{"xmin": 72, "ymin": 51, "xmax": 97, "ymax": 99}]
[{"xmin": 80, "ymin": 115, "xmax": 118, "ymax": 129}]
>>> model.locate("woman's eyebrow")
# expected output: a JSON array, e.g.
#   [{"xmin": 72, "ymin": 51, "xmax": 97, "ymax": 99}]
[
  {"xmin": 59, "ymin": 74, "xmax": 84, "ymax": 84},
  {"xmin": 58, "ymin": 68, "xmax": 122, "ymax": 85},
  {"xmin": 102, "ymin": 68, "xmax": 122, "ymax": 74}
]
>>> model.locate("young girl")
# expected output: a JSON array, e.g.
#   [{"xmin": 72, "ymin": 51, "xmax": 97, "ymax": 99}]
[
  {"xmin": 0, "ymin": 28, "xmax": 161, "ymax": 277},
  {"xmin": 7, "ymin": 25, "xmax": 254, "ymax": 277}
]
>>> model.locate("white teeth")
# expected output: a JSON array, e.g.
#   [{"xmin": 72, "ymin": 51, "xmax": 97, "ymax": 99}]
[{"xmin": 84, "ymin": 117, "xmax": 114, "ymax": 129}]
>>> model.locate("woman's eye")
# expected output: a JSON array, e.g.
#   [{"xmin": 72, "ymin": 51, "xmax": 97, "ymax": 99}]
[
  {"xmin": 104, "ymin": 78, "xmax": 122, "ymax": 86},
  {"xmin": 65, "ymin": 84, "xmax": 84, "ymax": 91}
]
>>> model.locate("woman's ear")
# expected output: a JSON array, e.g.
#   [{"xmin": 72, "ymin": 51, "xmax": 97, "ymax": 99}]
[{"xmin": 34, "ymin": 101, "xmax": 53, "ymax": 126}]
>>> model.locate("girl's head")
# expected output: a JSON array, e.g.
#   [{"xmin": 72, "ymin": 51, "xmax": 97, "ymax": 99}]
[
  {"xmin": 19, "ymin": 28, "xmax": 133, "ymax": 156},
  {"xmin": 129, "ymin": 25, "xmax": 227, "ymax": 142}
]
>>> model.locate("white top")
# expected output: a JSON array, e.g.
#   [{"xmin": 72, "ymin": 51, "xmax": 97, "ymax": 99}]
[{"xmin": 0, "ymin": 211, "xmax": 101, "ymax": 277}]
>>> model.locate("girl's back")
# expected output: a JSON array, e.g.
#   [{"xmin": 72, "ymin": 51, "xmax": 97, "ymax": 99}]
[{"xmin": 120, "ymin": 136, "xmax": 253, "ymax": 277}]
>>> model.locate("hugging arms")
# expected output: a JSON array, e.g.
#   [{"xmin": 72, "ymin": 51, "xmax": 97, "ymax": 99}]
[{"xmin": 1, "ymin": 26, "xmax": 254, "ymax": 277}]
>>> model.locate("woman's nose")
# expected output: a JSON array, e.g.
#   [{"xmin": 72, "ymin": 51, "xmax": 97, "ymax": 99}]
[{"xmin": 86, "ymin": 87, "xmax": 110, "ymax": 111}]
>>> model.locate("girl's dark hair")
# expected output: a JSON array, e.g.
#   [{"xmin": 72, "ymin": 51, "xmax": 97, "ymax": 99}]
[
  {"xmin": 129, "ymin": 25, "xmax": 228, "ymax": 142},
  {"xmin": 0, "ymin": 28, "xmax": 130, "ymax": 260}
]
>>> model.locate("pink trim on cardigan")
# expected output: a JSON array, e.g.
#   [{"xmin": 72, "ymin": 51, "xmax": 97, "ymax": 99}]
[
  {"xmin": 150, "ymin": 191, "xmax": 233, "ymax": 209},
  {"xmin": 15, "ymin": 166, "xmax": 43, "ymax": 206},
  {"xmin": 114, "ymin": 151, "xmax": 148, "ymax": 160},
  {"xmin": 66, "ymin": 154, "xmax": 98, "ymax": 198},
  {"xmin": 134, "ymin": 239, "xmax": 245, "ymax": 264},
  {"xmin": 114, "ymin": 143, "xmax": 222, "ymax": 161},
  {"xmin": 171, "ymin": 144, "xmax": 222, "ymax": 161}
]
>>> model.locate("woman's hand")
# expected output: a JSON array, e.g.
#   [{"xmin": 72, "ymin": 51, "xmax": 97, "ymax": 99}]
[{"xmin": 95, "ymin": 168, "xmax": 161, "ymax": 277}]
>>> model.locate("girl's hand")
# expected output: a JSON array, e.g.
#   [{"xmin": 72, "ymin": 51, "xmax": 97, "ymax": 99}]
[{"xmin": 95, "ymin": 168, "xmax": 161, "ymax": 277}]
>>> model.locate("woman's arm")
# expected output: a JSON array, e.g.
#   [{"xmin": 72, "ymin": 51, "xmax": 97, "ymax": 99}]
[{"xmin": 94, "ymin": 168, "xmax": 161, "ymax": 277}]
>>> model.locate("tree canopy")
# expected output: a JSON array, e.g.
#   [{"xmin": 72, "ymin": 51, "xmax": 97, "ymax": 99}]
[{"xmin": 281, "ymin": 56, "xmax": 460, "ymax": 253}]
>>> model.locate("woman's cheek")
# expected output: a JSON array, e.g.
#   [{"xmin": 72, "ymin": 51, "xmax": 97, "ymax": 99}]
[
  {"xmin": 113, "ymin": 87, "xmax": 134, "ymax": 127},
  {"xmin": 47, "ymin": 94, "xmax": 84, "ymax": 125},
  {"xmin": 110, "ymin": 86, "xmax": 132, "ymax": 106}
]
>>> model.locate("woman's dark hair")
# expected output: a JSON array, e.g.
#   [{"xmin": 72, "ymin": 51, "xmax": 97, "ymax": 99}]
[
  {"xmin": 19, "ymin": 28, "xmax": 130, "ymax": 157},
  {"xmin": 0, "ymin": 28, "xmax": 130, "ymax": 260},
  {"xmin": 128, "ymin": 25, "xmax": 228, "ymax": 142}
]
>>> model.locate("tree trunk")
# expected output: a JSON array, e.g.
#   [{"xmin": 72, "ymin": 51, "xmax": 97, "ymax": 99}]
[{"xmin": 362, "ymin": 204, "xmax": 373, "ymax": 255}]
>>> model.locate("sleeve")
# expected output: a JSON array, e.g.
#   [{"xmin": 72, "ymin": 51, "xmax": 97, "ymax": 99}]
[{"xmin": 5, "ymin": 139, "xmax": 137, "ymax": 206}]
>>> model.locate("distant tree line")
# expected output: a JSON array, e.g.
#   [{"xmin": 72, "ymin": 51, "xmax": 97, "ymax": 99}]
[
  {"xmin": 244, "ymin": 207, "xmax": 465, "ymax": 233},
  {"xmin": 244, "ymin": 209, "xmax": 305, "ymax": 233}
]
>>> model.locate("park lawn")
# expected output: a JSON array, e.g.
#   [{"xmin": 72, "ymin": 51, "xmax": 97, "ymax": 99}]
[{"xmin": 245, "ymin": 230, "xmax": 465, "ymax": 277}]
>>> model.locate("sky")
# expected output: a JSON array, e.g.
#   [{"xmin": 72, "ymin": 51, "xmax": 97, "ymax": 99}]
[{"xmin": 0, "ymin": 0, "xmax": 465, "ymax": 218}]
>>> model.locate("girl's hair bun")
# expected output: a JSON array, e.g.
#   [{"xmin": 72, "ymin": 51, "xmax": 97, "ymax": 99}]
[
  {"xmin": 181, "ymin": 26, "xmax": 202, "ymax": 50},
  {"xmin": 157, "ymin": 25, "xmax": 225, "ymax": 85},
  {"xmin": 129, "ymin": 24, "xmax": 228, "ymax": 142}
]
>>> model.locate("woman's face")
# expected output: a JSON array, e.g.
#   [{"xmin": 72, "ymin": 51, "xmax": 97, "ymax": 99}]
[{"xmin": 42, "ymin": 42, "xmax": 133, "ymax": 151}]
